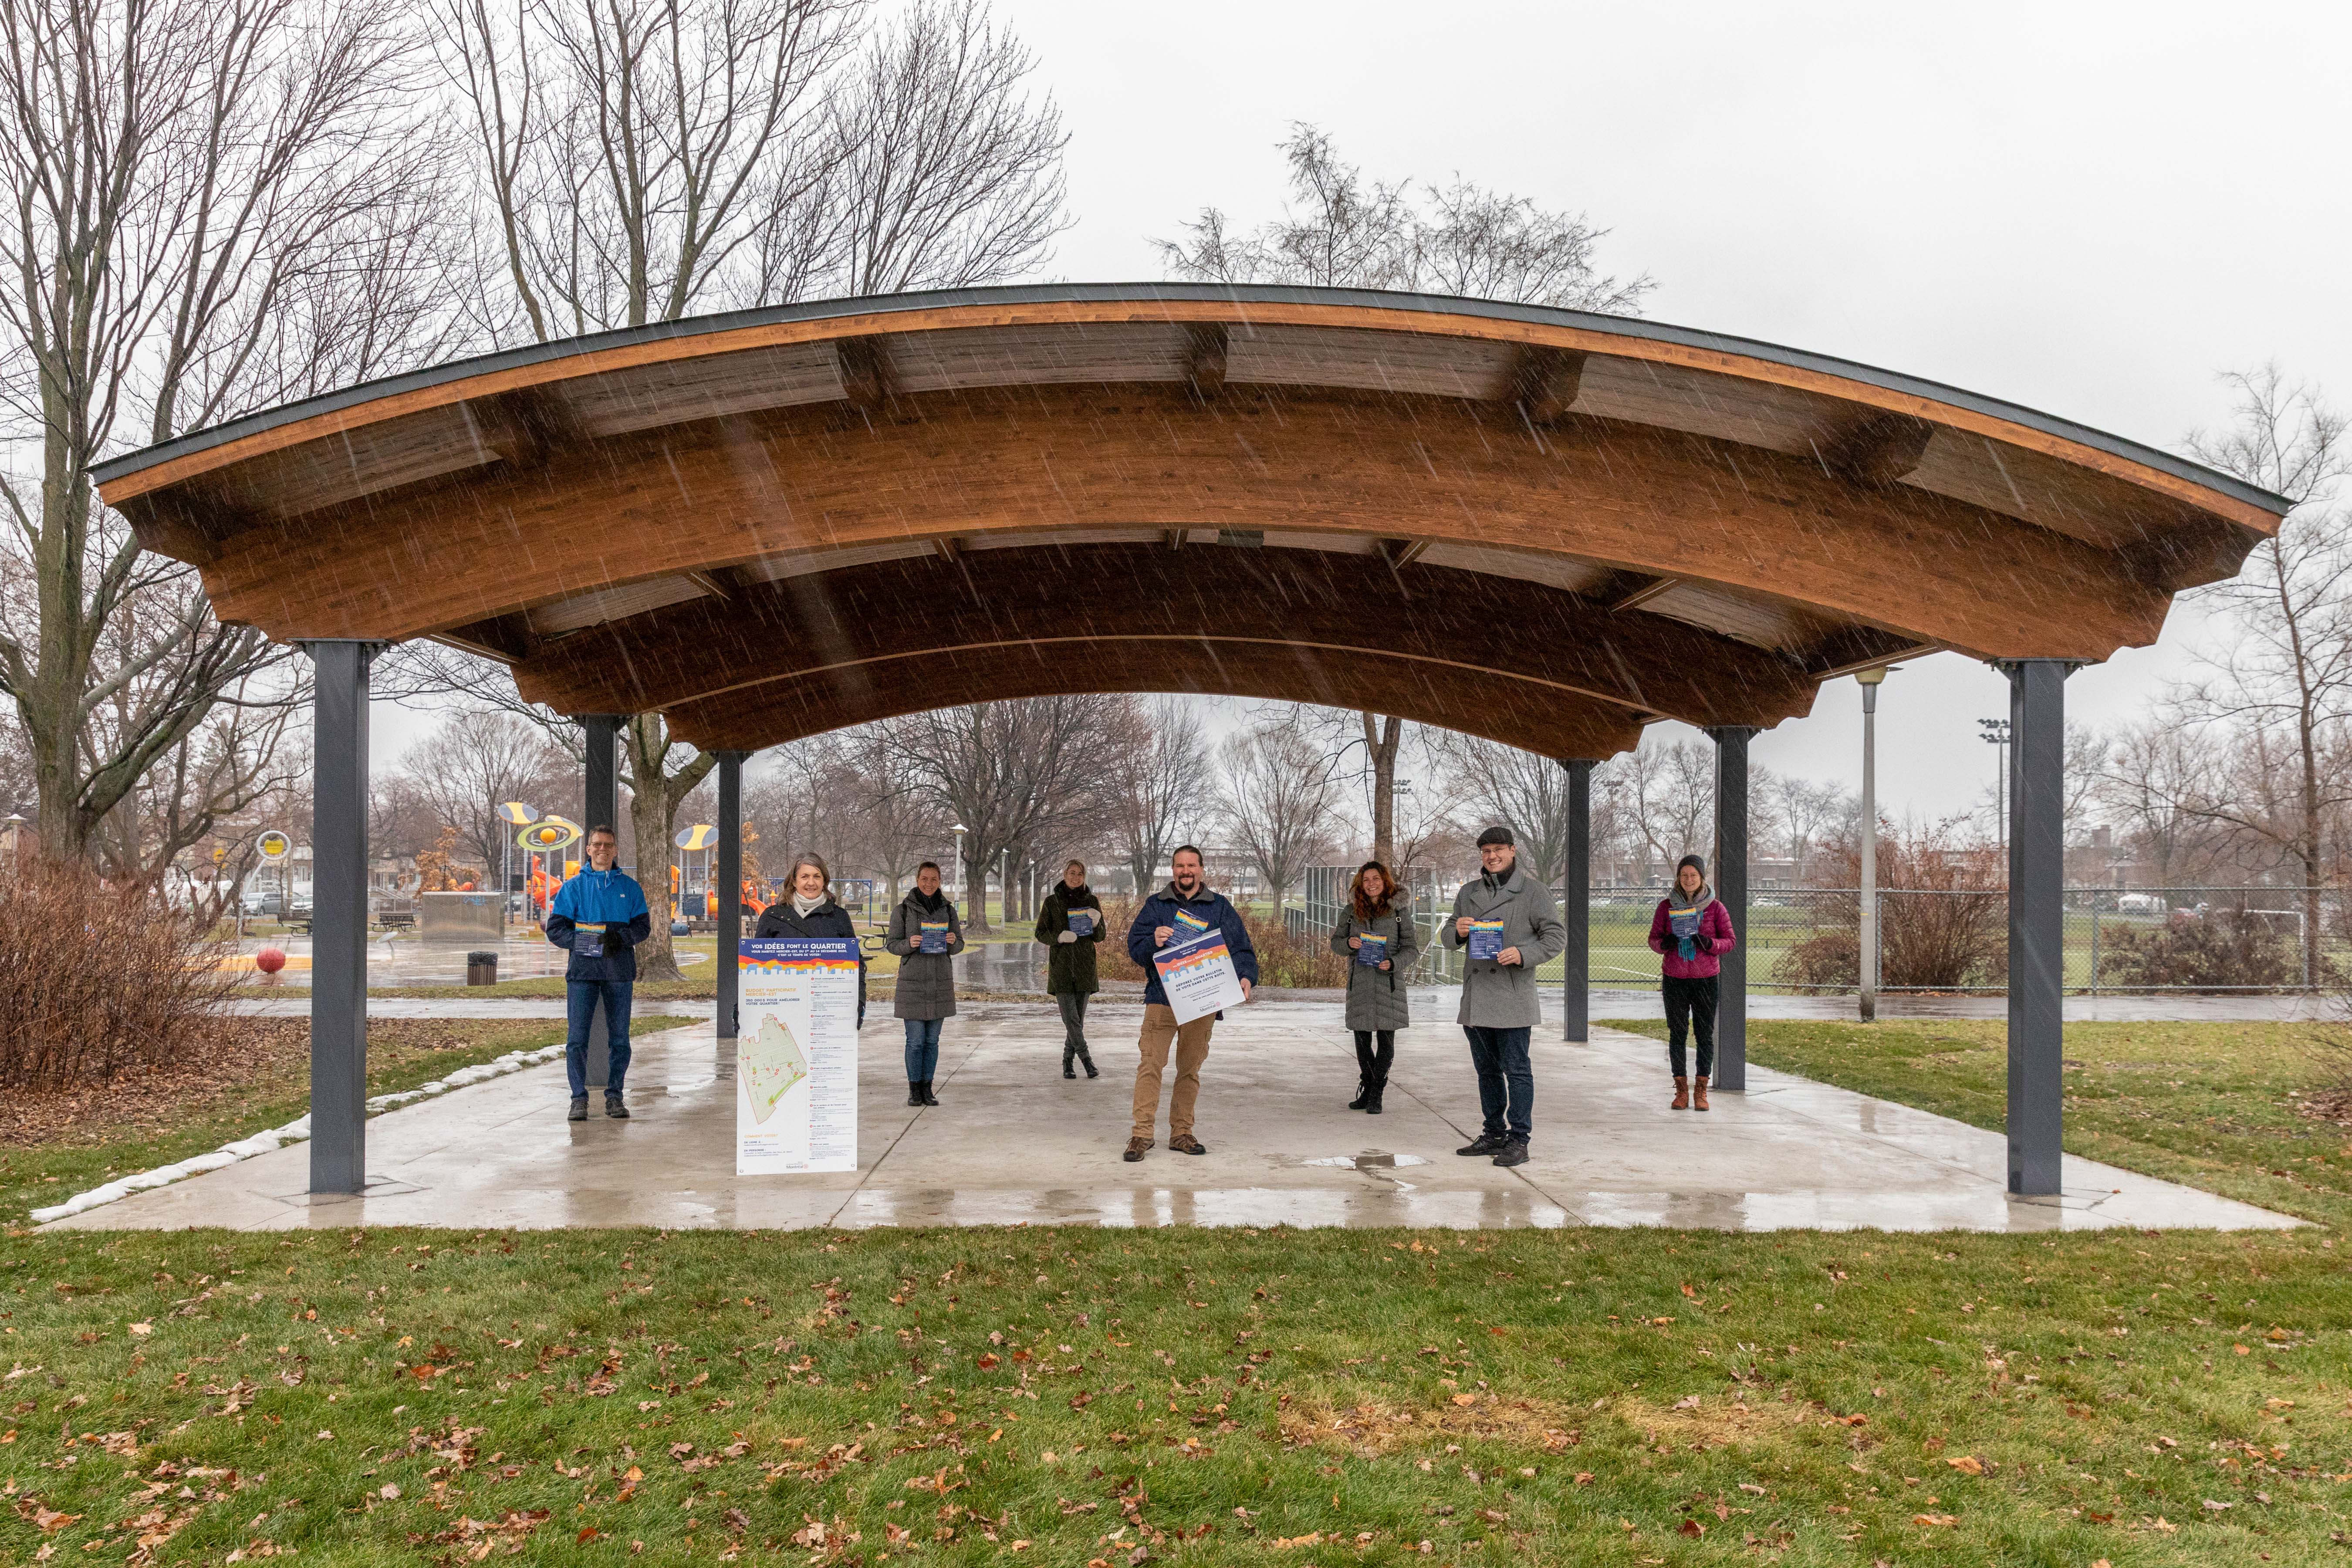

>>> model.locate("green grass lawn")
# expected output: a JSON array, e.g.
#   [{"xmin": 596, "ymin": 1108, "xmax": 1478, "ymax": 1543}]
[{"xmin": 0, "ymin": 1022, "xmax": 2346, "ymax": 1563}]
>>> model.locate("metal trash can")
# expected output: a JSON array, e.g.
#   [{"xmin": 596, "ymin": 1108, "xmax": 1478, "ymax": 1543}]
[{"xmin": 465, "ymin": 950, "xmax": 499, "ymax": 987}]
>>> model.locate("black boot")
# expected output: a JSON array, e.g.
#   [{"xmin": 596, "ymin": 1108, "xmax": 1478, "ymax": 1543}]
[
  {"xmin": 1063, "ymin": 1047, "xmax": 1077, "ymax": 1080},
  {"xmin": 908, "ymin": 1080, "xmax": 924, "ymax": 1107},
  {"xmin": 605, "ymin": 1092, "xmax": 629, "ymax": 1119},
  {"xmin": 1077, "ymin": 1044, "xmax": 1099, "ymax": 1079},
  {"xmin": 568, "ymin": 1095, "xmax": 588, "ymax": 1122},
  {"xmin": 1365, "ymin": 1076, "xmax": 1386, "ymax": 1115},
  {"xmin": 919, "ymin": 1078, "xmax": 940, "ymax": 1107},
  {"xmin": 1348, "ymin": 1077, "xmax": 1370, "ymax": 1111}
]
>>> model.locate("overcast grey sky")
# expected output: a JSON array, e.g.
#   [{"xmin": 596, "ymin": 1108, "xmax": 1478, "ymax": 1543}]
[{"xmin": 382, "ymin": 1, "xmax": 2345, "ymax": 820}]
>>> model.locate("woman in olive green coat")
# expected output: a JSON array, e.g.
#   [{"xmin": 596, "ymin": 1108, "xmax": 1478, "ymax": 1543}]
[
  {"xmin": 1328, "ymin": 859, "xmax": 1416, "ymax": 1113},
  {"xmin": 1034, "ymin": 860, "xmax": 1107, "ymax": 1078}
]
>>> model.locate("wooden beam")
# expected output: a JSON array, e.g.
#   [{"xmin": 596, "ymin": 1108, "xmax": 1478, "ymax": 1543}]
[
  {"xmin": 1819, "ymin": 412, "xmax": 1937, "ymax": 488},
  {"xmin": 835, "ymin": 336, "xmax": 893, "ymax": 415},
  {"xmin": 118, "ymin": 490, "xmax": 244, "ymax": 565},
  {"xmin": 1183, "ymin": 324, "xmax": 1228, "ymax": 399},
  {"xmin": 186, "ymin": 381, "xmax": 2175, "ymax": 662},
  {"xmin": 1609, "ymin": 575, "xmax": 1680, "ymax": 613},
  {"xmin": 465, "ymin": 385, "xmax": 588, "ymax": 472},
  {"xmin": 684, "ymin": 569, "xmax": 735, "ymax": 602},
  {"xmin": 1807, "ymin": 641, "xmax": 1943, "ymax": 682},
  {"xmin": 932, "ymin": 537, "xmax": 960, "ymax": 562},
  {"xmin": 1381, "ymin": 538, "xmax": 1431, "ymax": 569},
  {"xmin": 1508, "ymin": 345, "xmax": 1587, "ymax": 425}
]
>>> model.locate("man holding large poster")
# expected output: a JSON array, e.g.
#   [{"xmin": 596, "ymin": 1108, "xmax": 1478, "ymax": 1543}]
[{"xmin": 1123, "ymin": 846, "xmax": 1257, "ymax": 1163}]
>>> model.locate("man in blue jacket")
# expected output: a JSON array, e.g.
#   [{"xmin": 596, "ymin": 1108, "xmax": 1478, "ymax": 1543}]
[
  {"xmin": 1123, "ymin": 845, "xmax": 1257, "ymax": 1163},
  {"xmin": 544, "ymin": 824, "xmax": 653, "ymax": 1122}
]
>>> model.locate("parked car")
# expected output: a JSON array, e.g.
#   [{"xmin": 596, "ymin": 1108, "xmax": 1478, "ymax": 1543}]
[{"xmin": 2116, "ymin": 892, "xmax": 2166, "ymax": 917}]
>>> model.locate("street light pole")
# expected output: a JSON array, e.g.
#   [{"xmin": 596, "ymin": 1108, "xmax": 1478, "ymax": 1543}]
[
  {"xmin": 1978, "ymin": 718, "xmax": 2012, "ymax": 848},
  {"xmin": 1856, "ymin": 666, "xmax": 1895, "ymax": 1022}
]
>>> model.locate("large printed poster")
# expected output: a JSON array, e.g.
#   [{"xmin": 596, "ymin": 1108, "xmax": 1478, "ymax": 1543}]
[{"xmin": 737, "ymin": 937, "xmax": 861, "ymax": 1174}]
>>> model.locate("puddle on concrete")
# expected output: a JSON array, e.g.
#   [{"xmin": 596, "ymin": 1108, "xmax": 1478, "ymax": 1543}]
[{"xmin": 1303, "ymin": 1152, "xmax": 1430, "ymax": 1169}]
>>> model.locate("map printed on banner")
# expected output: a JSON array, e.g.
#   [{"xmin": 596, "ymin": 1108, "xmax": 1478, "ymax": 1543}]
[{"xmin": 737, "ymin": 937, "xmax": 861, "ymax": 1174}]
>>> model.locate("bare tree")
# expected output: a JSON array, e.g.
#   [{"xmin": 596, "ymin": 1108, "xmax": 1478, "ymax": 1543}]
[
  {"xmin": 825, "ymin": 0, "xmax": 1068, "ymax": 295},
  {"xmin": 879, "ymin": 696, "xmax": 1125, "ymax": 931},
  {"xmin": 1761, "ymin": 771, "xmax": 1852, "ymax": 884},
  {"xmin": 1110, "ymin": 696, "xmax": 1213, "ymax": 897},
  {"xmin": 1611, "ymin": 736, "xmax": 1715, "ymax": 880},
  {"xmin": 0, "ymin": 0, "xmax": 457, "ymax": 859},
  {"xmin": 97, "ymin": 676, "xmax": 303, "ymax": 893},
  {"xmin": 2166, "ymin": 367, "xmax": 2352, "ymax": 980},
  {"xmin": 1217, "ymin": 715, "xmax": 1342, "ymax": 910},
  {"xmin": 402, "ymin": 709, "xmax": 569, "ymax": 879},
  {"xmin": 1429, "ymin": 729, "xmax": 1573, "ymax": 887}
]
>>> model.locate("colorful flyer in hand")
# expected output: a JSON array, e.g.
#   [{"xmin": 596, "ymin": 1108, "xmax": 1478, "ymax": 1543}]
[
  {"xmin": 573, "ymin": 921, "xmax": 606, "ymax": 956},
  {"xmin": 1668, "ymin": 904, "xmax": 1702, "ymax": 939},
  {"xmin": 1153, "ymin": 924, "xmax": 1244, "ymax": 1026},
  {"xmin": 1467, "ymin": 918, "xmax": 1506, "ymax": 962},
  {"xmin": 1067, "ymin": 908, "xmax": 1096, "ymax": 936},
  {"xmin": 1173, "ymin": 909, "xmax": 1210, "ymax": 936},
  {"xmin": 1355, "ymin": 930, "xmax": 1388, "ymax": 967},
  {"xmin": 918, "ymin": 919, "xmax": 950, "ymax": 954}
]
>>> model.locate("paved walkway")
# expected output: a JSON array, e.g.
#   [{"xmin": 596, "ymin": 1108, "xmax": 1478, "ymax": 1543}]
[{"xmin": 60, "ymin": 1001, "xmax": 2295, "ymax": 1234}]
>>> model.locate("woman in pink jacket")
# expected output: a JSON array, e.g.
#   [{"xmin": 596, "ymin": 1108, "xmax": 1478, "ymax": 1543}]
[{"xmin": 1648, "ymin": 855, "xmax": 1738, "ymax": 1111}]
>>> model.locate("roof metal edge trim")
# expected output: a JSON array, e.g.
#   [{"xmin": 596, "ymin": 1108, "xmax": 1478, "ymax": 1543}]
[{"xmin": 88, "ymin": 282, "xmax": 2291, "ymax": 519}]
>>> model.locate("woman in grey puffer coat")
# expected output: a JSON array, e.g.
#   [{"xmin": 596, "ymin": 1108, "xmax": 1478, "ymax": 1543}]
[
  {"xmin": 1328, "ymin": 860, "xmax": 1416, "ymax": 1114},
  {"xmin": 883, "ymin": 861, "xmax": 961, "ymax": 1108}
]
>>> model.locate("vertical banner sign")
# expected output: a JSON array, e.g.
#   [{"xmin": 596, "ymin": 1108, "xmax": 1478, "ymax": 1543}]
[{"xmin": 737, "ymin": 937, "xmax": 860, "ymax": 1173}]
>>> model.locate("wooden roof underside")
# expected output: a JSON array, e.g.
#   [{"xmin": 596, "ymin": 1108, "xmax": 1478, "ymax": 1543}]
[{"xmin": 94, "ymin": 290, "xmax": 2283, "ymax": 760}]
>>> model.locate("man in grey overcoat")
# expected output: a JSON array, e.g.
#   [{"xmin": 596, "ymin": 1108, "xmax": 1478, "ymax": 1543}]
[{"xmin": 1442, "ymin": 826, "xmax": 1566, "ymax": 1167}]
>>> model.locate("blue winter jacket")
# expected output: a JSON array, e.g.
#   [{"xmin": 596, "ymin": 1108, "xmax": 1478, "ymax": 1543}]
[
  {"xmin": 545, "ymin": 867, "xmax": 654, "ymax": 983},
  {"xmin": 1126, "ymin": 881, "xmax": 1259, "ymax": 1010}
]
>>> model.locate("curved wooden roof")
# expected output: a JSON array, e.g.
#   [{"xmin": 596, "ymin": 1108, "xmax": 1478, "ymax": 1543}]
[{"xmin": 93, "ymin": 284, "xmax": 2286, "ymax": 759}]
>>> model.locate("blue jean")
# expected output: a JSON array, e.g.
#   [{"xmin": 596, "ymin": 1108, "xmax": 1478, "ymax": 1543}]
[
  {"xmin": 903, "ymin": 1017, "xmax": 944, "ymax": 1080},
  {"xmin": 1463, "ymin": 1025, "xmax": 1533, "ymax": 1141},
  {"xmin": 566, "ymin": 979, "xmax": 634, "ymax": 1096}
]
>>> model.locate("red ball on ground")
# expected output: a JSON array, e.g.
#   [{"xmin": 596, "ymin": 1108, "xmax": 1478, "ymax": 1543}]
[{"xmin": 255, "ymin": 946, "xmax": 287, "ymax": 975}]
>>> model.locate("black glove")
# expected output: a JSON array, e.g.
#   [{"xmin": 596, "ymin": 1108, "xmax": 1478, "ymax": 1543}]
[
  {"xmin": 601, "ymin": 928, "xmax": 627, "ymax": 956},
  {"xmin": 1692, "ymin": 933, "xmax": 1714, "ymax": 954}
]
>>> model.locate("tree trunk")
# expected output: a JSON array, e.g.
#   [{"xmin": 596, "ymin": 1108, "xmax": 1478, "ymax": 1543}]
[
  {"xmin": 622, "ymin": 715, "xmax": 715, "ymax": 983},
  {"xmin": 1363, "ymin": 712, "xmax": 1403, "ymax": 866}
]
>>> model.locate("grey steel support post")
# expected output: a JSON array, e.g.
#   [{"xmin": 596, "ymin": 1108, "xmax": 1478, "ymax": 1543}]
[
  {"xmin": 1707, "ymin": 726, "xmax": 1757, "ymax": 1092},
  {"xmin": 574, "ymin": 714, "xmax": 624, "ymax": 1091},
  {"xmin": 301, "ymin": 640, "xmax": 380, "ymax": 1194},
  {"xmin": 2004, "ymin": 660, "xmax": 2072, "ymax": 1196},
  {"xmin": 1561, "ymin": 760, "xmax": 1596, "ymax": 1042},
  {"xmin": 716, "ymin": 751, "xmax": 747, "ymax": 1041}
]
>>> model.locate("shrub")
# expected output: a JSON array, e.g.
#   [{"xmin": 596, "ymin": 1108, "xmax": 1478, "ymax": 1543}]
[
  {"xmin": 0, "ymin": 854, "xmax": 236, "ymax": 1089},
  {"xmin": 1771, "ymin": 819, "xmax": 2006, "ymax": 991},
  {"xmin": 2098, "ymin": 905, "xmax": 2298, "ymax": 991}
]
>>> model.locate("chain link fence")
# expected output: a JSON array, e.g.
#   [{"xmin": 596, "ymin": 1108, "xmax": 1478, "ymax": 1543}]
[{"xmin": 1289, "ymin": 871, "xmax": 2342, "ymax": 993}]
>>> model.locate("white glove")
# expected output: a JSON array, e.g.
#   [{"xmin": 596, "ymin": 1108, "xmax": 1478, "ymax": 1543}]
[{"xmin": 1057, "ymin": 930, "xmax": 1077, "ymax": 944}]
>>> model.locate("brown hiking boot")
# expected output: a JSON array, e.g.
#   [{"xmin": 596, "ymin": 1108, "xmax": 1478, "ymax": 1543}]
[
  {"xmin": 1692, "ymin": 1075, "xmax": 1710, "ymax": 1112},
  {"xmin": 1123, "ymin": 1136, "xmax": 1153, "ymax": 1163},
  {"xmin": 1670, "ymin": 1075, "xmax": 1690, "ymax": 1111},
  {"xmin": 1168, "ymin": 1132, "xmax": 1207, "ymax": 1156}
]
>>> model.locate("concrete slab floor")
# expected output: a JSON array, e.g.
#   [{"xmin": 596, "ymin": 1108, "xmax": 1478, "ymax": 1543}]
[{"xmin": 51, "ymin": 1001, "xmax": 2299, "ymax": 1234}]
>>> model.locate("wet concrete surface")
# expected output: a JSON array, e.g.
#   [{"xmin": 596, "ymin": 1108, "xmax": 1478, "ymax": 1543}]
[{"xmin": 61, "ymin": 1000, "xmax": 2299, "ymax": 1234}]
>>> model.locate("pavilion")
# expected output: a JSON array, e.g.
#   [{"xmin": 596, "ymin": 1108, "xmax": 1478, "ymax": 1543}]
[{"xmin": 89, "ymin": 284, "xmax": 2288, "ymax": 1204}]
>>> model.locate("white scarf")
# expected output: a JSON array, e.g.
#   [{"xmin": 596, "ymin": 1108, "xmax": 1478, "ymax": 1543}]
[{"xmin": 792, "ymin": 893, "xmax": 825, "ymax": 917}]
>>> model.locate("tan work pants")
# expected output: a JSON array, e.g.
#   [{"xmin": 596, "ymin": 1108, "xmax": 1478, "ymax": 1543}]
[{"xmin": 1132, "ymin": 1004, "xmax": 1215, "ymax": 1139}]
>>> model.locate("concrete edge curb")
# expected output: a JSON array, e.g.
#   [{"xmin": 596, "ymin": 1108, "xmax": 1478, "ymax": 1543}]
[{"xmin": 28, "ymin": 1044, "xmax": 571, "ymax": 1225}]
